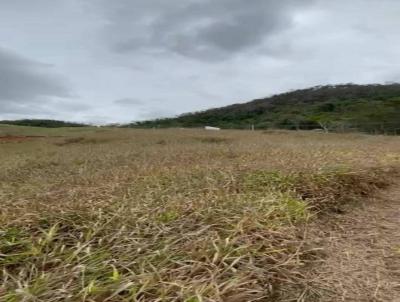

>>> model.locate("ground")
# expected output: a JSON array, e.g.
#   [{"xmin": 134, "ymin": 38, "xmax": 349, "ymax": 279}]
[
  {"xmin": 0, "ymin": 126, "xmax": 400, "ymax": 301},
  {"xmin": 308, "ymin": 183, "xmax": 400, "ymax": 301}
]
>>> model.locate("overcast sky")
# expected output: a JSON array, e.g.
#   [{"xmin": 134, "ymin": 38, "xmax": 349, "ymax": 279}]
[{"xmin": 1, "ymin": 0, "xmax": 400, "ymax": 124}]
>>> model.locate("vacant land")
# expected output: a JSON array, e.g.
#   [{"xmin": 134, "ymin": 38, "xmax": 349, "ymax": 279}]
[{"xmin": 1, "ymin": 126, "xmax": 400, "ymax": 301}]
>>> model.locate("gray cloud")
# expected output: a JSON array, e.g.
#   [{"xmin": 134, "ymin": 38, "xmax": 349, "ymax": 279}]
[
  {"xmin": 113, "ymin": 97, "xmax": 175, "ymax": 120},
  {"xmin": 114, "ymin": 98, "xmax": 146, "ymax": 106},
  {"xmin": 95, "ymin": 0, "xmax": 314, "ymax": 61},
  {"xmin": 138, "ymin": 107, "xmax": 177, "ymax": 120},
  {"xmin": 0, "ymin": 102, "xmax": 49, "ymax": 116},
  {"xmin": 0, "ymin": 47, "xmax": 75, "ymax": 117},
  {"xmin": 0, "ymin": 47, "xmax": 71, "ymax": 101}
]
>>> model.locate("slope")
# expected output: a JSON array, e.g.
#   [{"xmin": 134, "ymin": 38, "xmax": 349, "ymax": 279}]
[{"xmin": 128, "ymin": 83, "xmax": 400, "ymax": 134}]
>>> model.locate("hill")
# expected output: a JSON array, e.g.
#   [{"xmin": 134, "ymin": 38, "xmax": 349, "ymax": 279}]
[
  {"xmin": 127, "ymin": 83, "xmax": 400, "ymax": 134},
  {"xmin": 0, "ymin": 119, "xmax": 88, "ymax": 128}
]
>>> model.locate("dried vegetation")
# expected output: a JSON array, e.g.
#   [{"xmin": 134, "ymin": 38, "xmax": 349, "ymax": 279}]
[{"xmin": 1, "ymin": 128, "xmax": 399, "ymax": 301}]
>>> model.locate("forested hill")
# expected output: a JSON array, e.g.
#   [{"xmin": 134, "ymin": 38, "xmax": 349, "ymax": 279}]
[
  {"xmin": 0, "ymin": 119, "xmax": 88, "ymax": 128},
  {"xmin": 127, "ymin": 84, "xmax": 400, "ymax": 134}
]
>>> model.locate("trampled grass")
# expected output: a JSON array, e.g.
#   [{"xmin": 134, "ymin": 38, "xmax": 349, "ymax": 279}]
[{"xmin": 1, "ymin": 128, "xmax": 400, "ymax": 301}]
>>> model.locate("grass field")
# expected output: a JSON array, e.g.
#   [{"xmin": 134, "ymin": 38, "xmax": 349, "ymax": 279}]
[{"xmin": 1, "ymin": 126, "xmax": 400, "ymax": 301}]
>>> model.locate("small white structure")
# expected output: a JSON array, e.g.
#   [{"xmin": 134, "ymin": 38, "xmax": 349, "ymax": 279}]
[{"xmin": 205, "ymin": 126, "xmax": 221, "ymax": 131}]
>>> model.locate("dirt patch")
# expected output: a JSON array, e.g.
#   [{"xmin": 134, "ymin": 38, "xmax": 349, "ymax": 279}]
[
  {"xmin": 192, "ymin": 136, "xmax": 233, "ymax": 144},
  {"xmin": 54, "ymin": 136, "xmax": 114, "ymax": 146},
  {"xmin": 306, "ymin": 184, "xmax": 400, "ymax": 301},
  {"xmin": 0, "ymin": 135, "xmax": 46, "ymax": 142}
]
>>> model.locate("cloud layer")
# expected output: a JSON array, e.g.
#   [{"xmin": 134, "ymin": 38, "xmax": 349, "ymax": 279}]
[
  {"xmin": 0, "ymin": 0, "xmax": 400, "ymax": 123},
  {"xmin": 99, "ymin": 0, "xmax": 313, "ymax": 61},
  {"xmin": 0, "ymin": 48, "xmax": 74, "ymax": 116},
  {"xmin": 0, "ymin": 48, "xmax": 71, "ymax": 98}
]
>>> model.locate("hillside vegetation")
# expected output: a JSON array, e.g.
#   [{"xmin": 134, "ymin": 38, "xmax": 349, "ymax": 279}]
[
  {"xmin": 128, "ymin": 84, "xmax": 400, "ymax": 134},
  {"xmin": 0, "ymin": 119, "xmax": 88, "ymax": 128},
  {"xmin": 1, "ymin": 127, "xmax": 400, "ymax": 301}
]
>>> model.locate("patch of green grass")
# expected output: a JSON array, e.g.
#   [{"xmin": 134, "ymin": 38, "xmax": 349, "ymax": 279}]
[{"xmin": 242, "ymin": 170, "xmax": 296, "ymax": 192}]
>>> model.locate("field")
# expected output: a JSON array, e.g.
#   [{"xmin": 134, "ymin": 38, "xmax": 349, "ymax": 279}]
[{"xmin": 1, "ymin": 125, "xmax": 400, "ymax": 301}]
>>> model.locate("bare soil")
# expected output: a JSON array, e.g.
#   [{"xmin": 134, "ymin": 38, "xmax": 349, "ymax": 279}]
[
  {"xmin": 308, "ymin": 183, "xmax": 400, "ymax": 301},
  {"xmin": 0, "ymin": 135, "xmax": 45, "ymax": 142}
]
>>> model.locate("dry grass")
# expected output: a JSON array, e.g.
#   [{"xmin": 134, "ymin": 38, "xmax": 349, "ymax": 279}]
[
  {"xmin": 1, "ymin": 128, "xmax": 400, "ymax": 301},
  {"xmin": 306, "ymin": 186, "xmax": 400, "ymax": 301}
]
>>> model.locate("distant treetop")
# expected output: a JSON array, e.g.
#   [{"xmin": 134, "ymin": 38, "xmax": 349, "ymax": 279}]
[{"xmin": 0, "ymin": 119, "xmax": 89, "ymax": 128}]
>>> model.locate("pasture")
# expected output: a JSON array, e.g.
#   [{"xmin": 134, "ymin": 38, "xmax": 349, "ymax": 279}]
[{"xmin": 1, "ymin": 126, "xmax": 400, "ymax": 301}]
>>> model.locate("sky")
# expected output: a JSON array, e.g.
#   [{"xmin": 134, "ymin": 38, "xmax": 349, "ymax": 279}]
[{"xmin": 1, "ymin": 0, "xmax": 400, "ymax": 124}]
